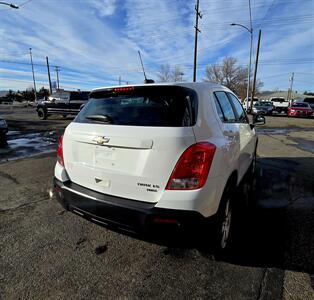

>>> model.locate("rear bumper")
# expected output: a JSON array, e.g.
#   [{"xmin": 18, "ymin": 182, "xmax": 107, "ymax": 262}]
[
  {"xmin": 288, "ymin": 111, "xmax": 312, "ymax": 117},
  {"xmin": 53, "ymin": 178, "xmax": 206, "ymax": 235}
]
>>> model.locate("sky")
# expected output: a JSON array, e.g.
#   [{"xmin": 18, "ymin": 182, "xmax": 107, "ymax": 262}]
[{"xmin": 0, "ymin": 0, "xmax": 313, "ymax": 93}]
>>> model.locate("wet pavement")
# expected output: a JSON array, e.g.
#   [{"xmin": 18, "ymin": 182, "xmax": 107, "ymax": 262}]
[
  {"xmin": 0, "ymin": 106, "xmax": 70, "ymax": 162},
  {"xmin": 0, "ymin": 130, "xmax": 60, "ymax": 163},
  {"xmin": 256, "ymin": 127, "xmax": 313, "ymax": 135},
  {"xmin": 0, "ymin": 111, "xmax": 314, "ymax": 299},
  {"xmin": 256, "ymin": 127, "xmax": 314, "ymax": 155}
]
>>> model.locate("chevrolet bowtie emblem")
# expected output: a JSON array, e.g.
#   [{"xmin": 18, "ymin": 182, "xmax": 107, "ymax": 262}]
[{"xmin": 93, "ymin": 136, "xmax": 110, "ymax": 145}]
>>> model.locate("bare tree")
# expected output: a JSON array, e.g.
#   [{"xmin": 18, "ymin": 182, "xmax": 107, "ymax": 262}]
[
  {"xmin": 204, "ymin": 56, "xmax": 263, "ymax": 99},
  {"xmin": 157, "ymin": 64, "xmax": 185, "ymax": 82},
  {"xmin": 172, "ymin": 65, "xmax": 185, "ymax": 82},
  {"xmin": 157, "ymin": 64, "xmax": 172, "ymax": 82}
]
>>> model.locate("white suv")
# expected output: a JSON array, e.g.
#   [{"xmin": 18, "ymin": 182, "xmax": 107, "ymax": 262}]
[{"xmin": 53, "ymin": 82, "xmax": 265, "ymax": 251}]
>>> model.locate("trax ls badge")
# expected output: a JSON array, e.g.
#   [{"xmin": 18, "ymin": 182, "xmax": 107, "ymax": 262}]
[{"xmin": 93, "ymin": 136, "xmax": 110, "ymax": 145}]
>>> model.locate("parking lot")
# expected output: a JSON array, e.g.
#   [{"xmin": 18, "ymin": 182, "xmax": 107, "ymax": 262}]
[{"xmin": 0, "ymin": 106, "xmax": 314, "ymax": 299}]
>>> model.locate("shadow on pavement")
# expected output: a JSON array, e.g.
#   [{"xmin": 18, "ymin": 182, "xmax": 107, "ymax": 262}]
[
  {"xmin": 143, "ymin": 157, "xmax": 314, "ymax": 275},
  {"xmin": 210, "ymin": 157, "xmax": 314, "ymax": 274}
]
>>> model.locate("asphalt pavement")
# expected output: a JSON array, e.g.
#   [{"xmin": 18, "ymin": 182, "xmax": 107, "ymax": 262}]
[{"xmin": 0, "ymin": 107, "xmax": 313, "ymax": 299}]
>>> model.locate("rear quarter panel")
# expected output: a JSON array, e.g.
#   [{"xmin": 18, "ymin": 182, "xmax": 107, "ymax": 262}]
[{"xmin": 190, "ymin": 86, "xmax": 239, "ymax": 216}]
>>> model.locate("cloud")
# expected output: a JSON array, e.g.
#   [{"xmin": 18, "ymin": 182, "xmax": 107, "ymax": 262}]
[
  {"xmin": 89, "ymin": 0, "xmax": 117, "ymax": 17},
  {"xmin": 0, "ymin": 0, "xmax": 313, "ymax": 92}
]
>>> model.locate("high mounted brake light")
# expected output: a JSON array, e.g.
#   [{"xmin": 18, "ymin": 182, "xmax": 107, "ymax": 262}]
[
  {"xmin": 57, "ymin": 135, "xmax": 64, "ymax": 167},
  {"xmin": 113, "ymin": 87, "xmax": 135, "ymax": 93},
  {"xmin": 166, "ymin": 142, "xmax": 216, "ymax": 190}
]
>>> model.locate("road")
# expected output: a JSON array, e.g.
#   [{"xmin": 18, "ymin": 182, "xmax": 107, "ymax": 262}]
[{"xmin": 0, "ymin": 107, "xmax": 314, "ymax": 299}]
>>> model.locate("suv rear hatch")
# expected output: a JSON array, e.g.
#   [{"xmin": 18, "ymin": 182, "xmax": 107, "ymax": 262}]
[{"xmin": 63, "ymin": 85, "xmax": 198, "ymax": 203}]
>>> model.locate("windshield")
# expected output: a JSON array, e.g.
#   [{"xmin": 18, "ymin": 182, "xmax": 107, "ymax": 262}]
[
  {"xmin": 255, "ymin": 101, "xmax": 272, "ymax": 107},
  {"xmin": 75, "ymin": 86, "xmax": 198, "ymax": 127}
]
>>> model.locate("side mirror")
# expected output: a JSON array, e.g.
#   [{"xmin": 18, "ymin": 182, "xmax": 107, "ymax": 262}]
[{"xmin": 253, "ymin": 114, "xmax": 266, "ymax": 125}]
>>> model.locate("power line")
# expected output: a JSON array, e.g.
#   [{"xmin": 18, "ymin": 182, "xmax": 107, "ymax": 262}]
[
  {"xmin": 255, "ymin": 0, "xmax": 277, "ymax": 28},
  {"xmin": 19, "ymin": 0, "xmax": 33, "ymax": 7}
]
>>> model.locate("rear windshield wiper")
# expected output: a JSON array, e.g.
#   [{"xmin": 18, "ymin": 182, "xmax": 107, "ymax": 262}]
[{"xmin": 85, "ymin": 114, "xmax": 114, "ymax": 124}]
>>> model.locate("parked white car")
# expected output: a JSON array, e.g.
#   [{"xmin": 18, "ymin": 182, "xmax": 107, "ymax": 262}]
[
  {"xmin": 242, "ymin": 97, "xmax": 259, "ymax": 111},
  {"xmin": 53, "ymin": 82, "xmax": 265, "ymax": 251}
]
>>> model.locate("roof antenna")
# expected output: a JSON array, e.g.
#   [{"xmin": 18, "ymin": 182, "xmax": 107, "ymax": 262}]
[{"xmin": 138, "ymin": 50, "xmax": 154, "ymax": 84}]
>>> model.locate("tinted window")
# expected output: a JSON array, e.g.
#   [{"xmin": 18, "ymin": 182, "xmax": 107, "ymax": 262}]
[
  {"xmin": 304, "ymin": 98, "xmax": 314, "ymax": 104},
  {"xmin": 214, "ymin": 98, "xmax": 224, "ymax": 121},
  {"xmin": 227, "ymin": 93, "xmax": 248, "ymax": 123},
  {"xmin": 292, "ymin": 103, "xmax": 310, "ymax": 108},
  {"xmin": 70, "ymin": 91, "xmax": 89, "ymax": 101},
  {"xmin": 75, "ymin": 86, "xmax": 197, "ymax": 127},
  {"xmin": 271, "ymin": 98, "xmax": 285, "ymax": 102},
  {"xmin": 214, "ymin": 92, "xmax": 236, "ymax": 122}
]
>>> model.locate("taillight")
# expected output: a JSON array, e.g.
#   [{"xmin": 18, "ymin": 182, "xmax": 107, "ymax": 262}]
[
  {"xmin": 57, "ymin": 135, "xmax": 64, "ymax": 167},
  {"xmin": 166, "ymin": 142, "xmax": 216, "ymax": 190}
]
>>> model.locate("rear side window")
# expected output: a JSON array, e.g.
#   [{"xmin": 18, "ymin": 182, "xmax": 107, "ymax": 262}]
[
  {"xmin": 214, "ymin": 98, "xmax": 224, "ymax": 121},
  {"xmin": 227, "ymin": 93, "xmax": 248, "ymax": 123},
  {"xmin": 214, "ymin": 92, "xmax": 236, "ymax": 122},
  {"xmin": 70, "ymin": 91, "xmax": 89, "ymax": 101},
  {"xmin": 75, "ymin": 86, "xmax": 198, "ymax": 127}
]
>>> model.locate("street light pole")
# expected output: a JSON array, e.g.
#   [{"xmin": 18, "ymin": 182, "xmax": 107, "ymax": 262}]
[
  {"xmin": 231, "ymin": 23, "xmax": 253, "ymax": 111},
  {"xmin": 231, "ymin": 0, "xmax": 253, "ymax": 111},
  {"xmin": 0, "ymin": 1, "xmax": 19, "ymax": 8},
  {"xmin": 248, "ymin": 0, "xmax": 253, "ymax": 111},
  {"xmin": 248, "ymin": 29, "xmax": 253, "ymax": 111}
]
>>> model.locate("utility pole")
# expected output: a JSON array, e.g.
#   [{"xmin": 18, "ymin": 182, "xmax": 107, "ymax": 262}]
[
  {"xmin": 287, "ymin": 72, "xmax": 294, "ymax": 101},
  {"xmin": 29, "ymin": 48, "xmax": 37, "ymax": 102},
  {"xmin": 250, "ymin": 29, "xmax": 261, "ymax": 111},
  {"xmin": 119, "ymin": 76, "xmax": 121, "ymax": 85},
  {"xmin": 46, "ymin": 56, "xmax": 52, "ymax": 94},
  {"xmin": 193, "ymin": 0, "xmax": 202, "ymax": 82},
  {"xmin": 55, "ymin": 66, "xmax": 60, "ymax": 90}
]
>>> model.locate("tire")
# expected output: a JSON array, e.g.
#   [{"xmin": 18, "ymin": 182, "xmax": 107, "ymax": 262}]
[
  {"xmin": 0, "ymin": 133, "xmax": 7, "ymax": 147},
  {"xmin": 212, "ymin": 185, "xmax": 234, "ymax": 254},
  {"xmin": 37, "ymin": 108, "xmax": 47, "ymax": 120}
]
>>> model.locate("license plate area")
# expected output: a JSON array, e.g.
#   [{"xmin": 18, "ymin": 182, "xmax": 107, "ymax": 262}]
[{"xmin": 94, "ymin": 145, "xmax": 117, "ymax": 168}]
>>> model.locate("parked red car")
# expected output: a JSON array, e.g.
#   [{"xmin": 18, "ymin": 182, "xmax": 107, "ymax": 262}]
[{"xmin": 288, "ymin": 102, "xmax": 313, "ymax": 117}]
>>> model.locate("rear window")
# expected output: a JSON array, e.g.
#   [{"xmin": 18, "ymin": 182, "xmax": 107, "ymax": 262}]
[
  {"xmin": 271, "ymin": 98, "xmax": 285, "ymax": 102},
  {"xmin": 304, "ymin": 98, "xmax": 314, "ymax": 104},
  {"xmin": 75, "ymin": 86, "xmax": 198, "ymax": 127},
  {"xmin": 292, "ymin": 103, "xmax": 309, "ymax": 108}
]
